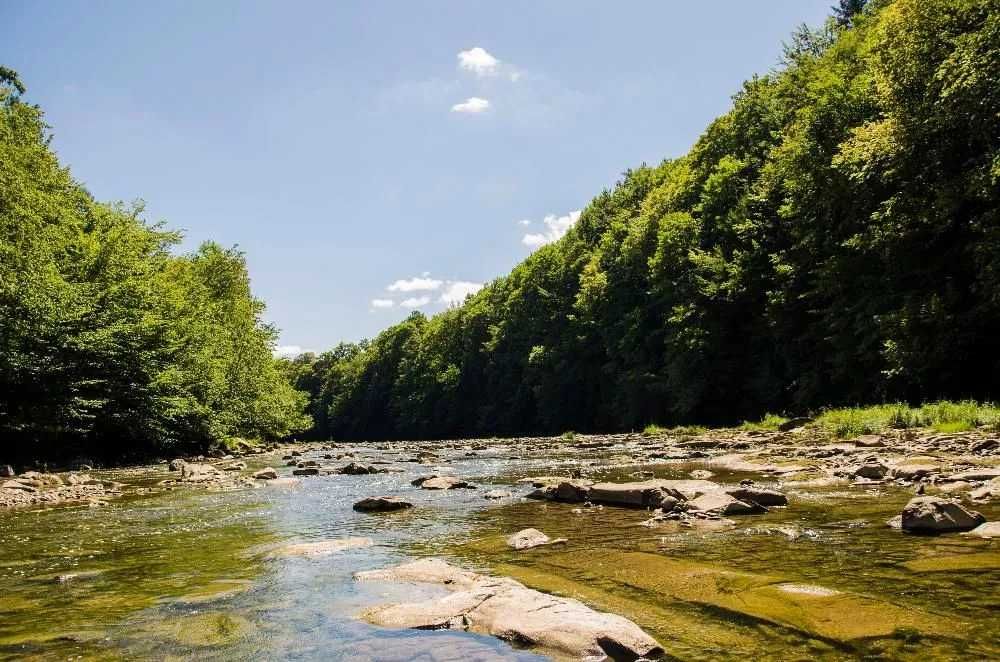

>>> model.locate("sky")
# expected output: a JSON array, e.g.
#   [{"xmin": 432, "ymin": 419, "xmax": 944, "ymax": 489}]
[{"xmin": 4, "ymin": 0, "xmax": 832, "ymax": 356}]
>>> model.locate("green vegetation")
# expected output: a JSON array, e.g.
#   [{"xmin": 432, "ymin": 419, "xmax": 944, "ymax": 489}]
[
  {"xmin": 291, "ymin": 0, "xmax": 1000, "ymax": 441},
  {"xmin": 739, "ymin": 414, "xmax": 790, "ymax": 432},
  {"xmin": 0, "ymin": 69, "xmax": 309, "ymax": 462},
  {"xmin": 814, "ymin": 400, "xmax": 1000, "ymax": 437}
]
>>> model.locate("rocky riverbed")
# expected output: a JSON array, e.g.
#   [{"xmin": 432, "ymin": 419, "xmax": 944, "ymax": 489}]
[{"xmin": 1, "ymin": 426, "xmax": 998, "ymax": 660}]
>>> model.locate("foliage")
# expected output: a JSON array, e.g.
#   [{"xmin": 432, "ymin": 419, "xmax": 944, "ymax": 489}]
[
  {"xmin": 298, "ymin": 0, "xmax": 999, "ymax": 440},
  {"xmin": 0, "ymin": 73, "xmax": 309, "ymax": 461},
  {"xmin": 814, "ymin": 400, "xmax": 1000, "ymax": 437},
  {"xmin": 739, "ymin": 415, "xmax": 791, "ymax": 432}
]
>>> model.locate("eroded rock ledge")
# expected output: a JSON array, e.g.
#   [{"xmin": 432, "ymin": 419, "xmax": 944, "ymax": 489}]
[{"xmin": 354, "ymin": 558, "xmax": 663, "ymax": 661}]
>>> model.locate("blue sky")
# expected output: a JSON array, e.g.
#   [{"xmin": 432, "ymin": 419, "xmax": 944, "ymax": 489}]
[{"xmin": 5, "ymin": 1, "xmax": 832, "ymax": 355}]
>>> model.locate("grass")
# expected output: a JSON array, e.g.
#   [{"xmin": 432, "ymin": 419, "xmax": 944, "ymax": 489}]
[
  {"xmin": 814, "ymin": 400, "xmax": 1000, "ymax": 438},
  {"xmin": 739, "ymin": 414, "xmax": 790, "ymax": 432}
]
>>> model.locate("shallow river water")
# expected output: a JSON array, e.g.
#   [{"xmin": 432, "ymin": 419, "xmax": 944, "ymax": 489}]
[{"xmin": 1, "ymin": 438, "xmax": 998, "ymax": 661}]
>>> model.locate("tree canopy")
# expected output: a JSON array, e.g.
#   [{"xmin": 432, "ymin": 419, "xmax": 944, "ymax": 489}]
[
  {"xmin": 293, "ymin": 0, "xmax": 1000, "ymax": 440},
  {"xmin": 0, "ymin": 73, "xmax": 310, "ymax": 462}
]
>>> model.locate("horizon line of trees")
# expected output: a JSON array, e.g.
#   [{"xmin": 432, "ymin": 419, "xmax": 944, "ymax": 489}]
[
  {"xmin": 1, "ymin": 68, "xmax": 311, "ymax": 462},
  {"xmin": 287, "ymin": 0, "xmax": 1000, "ymax": 440}
]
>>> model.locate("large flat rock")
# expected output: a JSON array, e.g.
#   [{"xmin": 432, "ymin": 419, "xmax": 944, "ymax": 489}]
[{"xmin": 354, "ymin": 558, "xmax": 662, "ymax": 660}]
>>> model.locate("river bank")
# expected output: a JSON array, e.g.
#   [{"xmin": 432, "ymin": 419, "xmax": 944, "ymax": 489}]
[{"xmin": 1, "ymin": 424, "xmax": 998, "ymax": 659}]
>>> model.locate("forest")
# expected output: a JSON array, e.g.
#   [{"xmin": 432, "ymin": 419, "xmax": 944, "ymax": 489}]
[
  {"xmin": 288, "ymin": 0, "xmax": 1000, "ymax": 440},
  {"xmin": 0, "ymin": 67, "xmax": 310, "ymax": 462}
]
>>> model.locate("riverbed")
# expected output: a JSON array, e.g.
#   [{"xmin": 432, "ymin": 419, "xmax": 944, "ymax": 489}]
[{"xmin": 1, "ymin": 433, "xmax": 998, "ymax": 660}]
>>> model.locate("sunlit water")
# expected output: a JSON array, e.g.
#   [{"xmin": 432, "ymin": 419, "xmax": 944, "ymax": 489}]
[{"xmin": 1, "ymin": 439, "xmax": 997, "ymax": 660}]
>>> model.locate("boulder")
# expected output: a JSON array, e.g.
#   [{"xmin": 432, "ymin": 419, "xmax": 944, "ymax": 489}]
[
  {"xmin": 222, "ymin": 461, "xmax": 247, "ymax": 472},
  {"xmin": 483, "ymin": 489, "xmax": 512, "ymax": 500},
  {"xmin": 899, "ymin": 496, "xmax": 985, "ymax": 533},
  {"xmin": 853, "ymin": 460, "xmax": 890, "ymax": 480},
  {"xmin": 355, "ymin": 559, "xmax": 662, "ymax": 661},
  {"xmin": 588, "ymin": 481, "xmax": 684, "ymax": 509},
  {"xmin": 179, "ymin": 463, "xmax": 223, "ymax": 482},
  {"xmin": 337, "ymin": 462, "xmax": 385, "ymax": 475},
  {"xmin": 506, "ymin": 528, "xmax": 567, "ymax": 550},
  {"xmin": 292, "ymin": 467, "xmax": 320, "ymax": 476},
  {"xmin": 168, "ymin": 458, "xmax": 187, "ymax": 471},
  {"xmin": 725, "ymin": 487, "xmax": 788, "ymax": 507},
  {"xmin": 1, "ymin": 480, "xmax": 36, "ymax": 493},
  {"xmin": 253, "ymin": 468, "xmax": 279, "ymax": 480},
  {"xmin": 353, "ymin": 496, "xmax": 413, "ymax": 512},
  {"xmin": 687, "ymin": 492, "xmax": 766, "ymax": 516},
  {"xmin": 969, "ymin": 477, "xmax": 1000, "ymax": 502}
]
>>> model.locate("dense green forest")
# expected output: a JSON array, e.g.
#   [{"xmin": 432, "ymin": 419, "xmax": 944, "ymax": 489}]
[
  {"xmin": 0, "ymin": 68, "xmax": 310, "ymax": 462},
  {"xmin": 289, "ymin": 0, "xmax": 1000, "ymax": 440}
]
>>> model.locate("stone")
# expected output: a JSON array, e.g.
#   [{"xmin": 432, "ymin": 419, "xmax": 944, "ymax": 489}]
[
  {"xmin": 969, "ymin": 477, "xmax": 1000, "ymax": 502},
  {"xmin": 899, "ymin": 496, "xmax": 985, "ymax": 533},
  {"xmin": 506, "ymin": 528, "xmax": 567, "ymax": 550},
  {"xmin": 222, "ymin": 461, "xmax": 246, "ymax": 472},
  {"xmin": 689, "ymin": 469, "xmax": 714, "ymax": 479},
  {"xmin": 416, "ymin": 475, "xmax": 476, "ymax": 490},
  {"xmin": 943, "ymin": 468, "xmax": 1000, "ymax": 482},
  {"xmin": 1, "ymin": 480, "xmax": 36, "ymax": 492},
  {"xmin": 253, "ymin": 468, "xmax": 279, "ymax": 480},
  {"xmin": 483, "ymin": 489, "xmax": 512, "ymax": 500},
  {"xmin": 588, "ymin": 481, "xmax": 684, "ymax": 509},
  {"xmin": 337, "ymin": 462, "xmax": 386, "ymax": 475},
  {"xmin": 725, "ymin": 487, "xmax": 788, "ymax": 507},
  {"xmin": 353, "ymin": 496, "xmax": 413, "ymax": 512},
  {"xmin": 355, "ymin": 559, "xmax": 662, "ymax": 661},
  {"xmin": 272, "ymin": 537, "xmax": 373, "ymax": 557},
  {"xmin": 890, "ymin": 462, "xmax": 940, "ymax": 480},
  {"xmin": 168, "ymin": 458, "xmax": 187, "ymax": 471},
  {"xmin": 961, "ymin": 522, "xmax": 1000, "ymax": 539},
  {"xmin": 687, "ymin": 492, "xmax": 766, "ymax": 516},
  {"xmin": 292, "ymin": 467, "xmax": 320, "ymax": 476},
  {"xmin": 853, "ymin": 460, "xmax": 889, "ymax": 480},
  {"xmin": 854, "ymin": 435, "xmax": 886, "ymax": 448},
  {"xmin": 179, "ymin": 462, "xmax": 222, "ymax": 482},
  {"xmin": 0, "ymin": 465, "xmax": 14, "ymax": 478}
]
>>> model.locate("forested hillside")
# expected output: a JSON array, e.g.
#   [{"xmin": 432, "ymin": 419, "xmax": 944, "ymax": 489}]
[
  {"xmin": 290, "ymin": 0, "xmax": 1000, "ymax": 440},
  {"xmin": 0, "ymin": 68, "xmax": 310, "ymax": 462}
]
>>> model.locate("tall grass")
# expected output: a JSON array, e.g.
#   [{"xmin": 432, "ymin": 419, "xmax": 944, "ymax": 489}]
[
  {"xmin": 815, "ymin": 401, "xmax": 1000, "ymax": 438},
  {"xmin": 739, "ymin": 414, "xmax": 790, "ymax": 432}
]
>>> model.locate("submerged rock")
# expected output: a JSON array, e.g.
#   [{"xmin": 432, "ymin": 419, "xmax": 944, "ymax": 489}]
[
  {"xmin": 354, "ymin": 558, "xmax": 663, "ymax": 660},
  {"xmin": 291, "ymin": 467, "xmax": 320, "ymax": 476},
  {"xmin": 353, "ymin": 496, "xmax": 413, "ymax": 512},
  {"xmin": 899, "ymin": 496, "xmax": 985, "ymax": 533},
  {"xmin": 272, "ymin": 537, "xmax": 373, "ymax": 557},
  {"xmin": 483, "ymin": 489, "xmax": 512, "ymax": 500},
  {"xmin": 253, "ymin": 468, "xmax": 278, "ymax": 480},
  {"xmin": 506, "ymin": 528, "xmax": 567, "ymax": 550}
]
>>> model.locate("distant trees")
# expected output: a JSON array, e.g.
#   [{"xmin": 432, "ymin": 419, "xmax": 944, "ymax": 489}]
[
  {"xmin": 293, "ymin": 0, "xmax": 1000, "ymax": 441},
  {"xmin": 0, "ymin": 71, "xmax": 309, "ymax": 462}
]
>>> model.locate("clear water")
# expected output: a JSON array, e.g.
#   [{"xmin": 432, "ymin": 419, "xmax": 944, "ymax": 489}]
[{"xmin": 0, "ymin": 439, "xmax": 997, "ymax": 660}]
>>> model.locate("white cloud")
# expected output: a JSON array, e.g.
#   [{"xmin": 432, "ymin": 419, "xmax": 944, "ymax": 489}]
[
  {"xmin": 458, "ymin": 47, "xmax": 499, "ymax": 76},
  {"xmin": 522, "ymin": 210, "xmax": 582, "ymax": 249},
  {"xmin": 387, "ymin": 277, "xmax": 443, "ymax": 292},
  {"xmin": 451, "ymin": 97, "xmax": 490, "ymax": 113},
  {"xmin": 370, "ymin": 298, "xmax": 394, "ymax": 309},
  {"xmin": 440, "ymin": 281, "xmax": 484, "ymax": 306},
  {"xmin": 517, "ymin": 219, "xmax": 532, "ymax": 226},
  {"xmin": 273, "ymin": 345, "xmax": 313, "ymax": 359},
  {"xmin": 400, "ymin": 296, "xmax": 431, "ymax": 308}
]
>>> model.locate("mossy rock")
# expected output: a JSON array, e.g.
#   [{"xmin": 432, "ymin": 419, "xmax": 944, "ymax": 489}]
[{"xmin": 141, "ymin": 612, "xmax": 255, "ymax": 647}]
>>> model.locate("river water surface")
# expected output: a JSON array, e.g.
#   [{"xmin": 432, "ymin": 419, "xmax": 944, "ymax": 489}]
[{"xmin": 1, "ymin": 438, "xmax": 997, "ymax": 661}]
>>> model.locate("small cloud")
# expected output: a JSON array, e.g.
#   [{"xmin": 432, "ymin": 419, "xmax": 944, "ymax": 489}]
[
  {"xmin": 521, "ymin": 210, "xmax": 582, "ymax": 249},
  {"xmin": 388, "ymin": 277, "xmax": 443, "ymax": 292},
  {"xmin": 273, "ymin": 345, "xmax": 313, "ymax": 359},
  {"xmin": 440, "ymin": 281, "xmax": 484, "ymax": 306},
  {"xmin": 458, "ymin": 47, "xmax": 499, "ymax": 77},
  {"xmin": 370, "ymin": 298, "xmax": 394, "ymax": 309},
  {"xmin": 509, "ymin": 71, "xmax": 522, "ymax": 82},
  {"xmin": 451, "ymin": 97, "xmax": 490, "ymax": 114},
  {"xmin": 400, "ymin": 296, "xmax": 431, "ymax": 308},
  {"xmin": 517, "ymin": 219, "xmax": 532, "ymax": 226}
]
